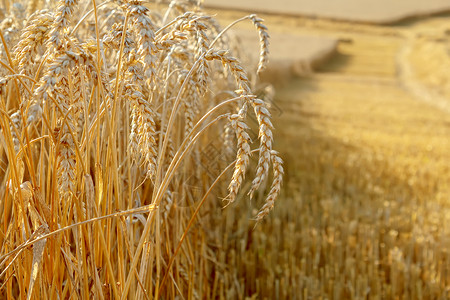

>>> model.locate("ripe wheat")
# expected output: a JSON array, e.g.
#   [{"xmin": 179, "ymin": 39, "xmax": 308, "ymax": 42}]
[{"xmin": 0, "ymin": 0, "xmax": 282, "ymax": 298}]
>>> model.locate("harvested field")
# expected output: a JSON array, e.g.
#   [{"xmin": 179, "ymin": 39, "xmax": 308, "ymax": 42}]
[{"xmin": 208, "ymin": 6, "xmax": 450, "ymax": 299}]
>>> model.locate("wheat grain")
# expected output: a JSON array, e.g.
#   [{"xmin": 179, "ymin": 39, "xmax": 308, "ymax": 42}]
[{"xmin": 9, "ymin": 110, "xmax": 22, "ymax": 154}]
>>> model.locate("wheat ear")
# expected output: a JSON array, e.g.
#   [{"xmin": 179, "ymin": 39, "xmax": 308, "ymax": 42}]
[
  {"xmin": 14, "ymin": 11, "xmax": 53, "ymax": 79},
  {"xmin": 49, "ymin": 0, "xmax": 80, "ymax": 48},
  {"xmin": 255, "ymin": 150, "xmax": 283, "ymax": 221},
  {"xmin": 226, "ymin": 110, "xmax": 251, "ymax": 205},
  {"xmin": 127, "ymin": 1, "xmax": 158, "ymax": 82},
  {"xmin": 249, "ymin": 14, "xmax": 270, "ymax": 75},
  {"xmin": 249, "ymin": 98, "xmax": 273, "ymax": 197}
]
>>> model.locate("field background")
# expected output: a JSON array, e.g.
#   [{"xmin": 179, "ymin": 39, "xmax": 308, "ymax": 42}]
[{"xmin": 205, "ymin": 3, "xmax": 450, "ymax": 299}]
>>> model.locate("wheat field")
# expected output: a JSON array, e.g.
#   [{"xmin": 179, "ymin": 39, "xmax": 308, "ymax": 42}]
[{"xmin": 1, "ymin": 0, "xmax": 450, "ymax": 299}]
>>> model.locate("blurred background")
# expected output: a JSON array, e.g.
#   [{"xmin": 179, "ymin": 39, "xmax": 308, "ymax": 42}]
[{"xmin": 204, "ymin": 0, "xmax": 450, "ymax": 298}]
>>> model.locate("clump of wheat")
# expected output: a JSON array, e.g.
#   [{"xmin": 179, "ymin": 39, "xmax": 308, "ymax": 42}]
[{"xmin": 0, "ymin": 0, "xmax": 281, "ymax": 298}]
